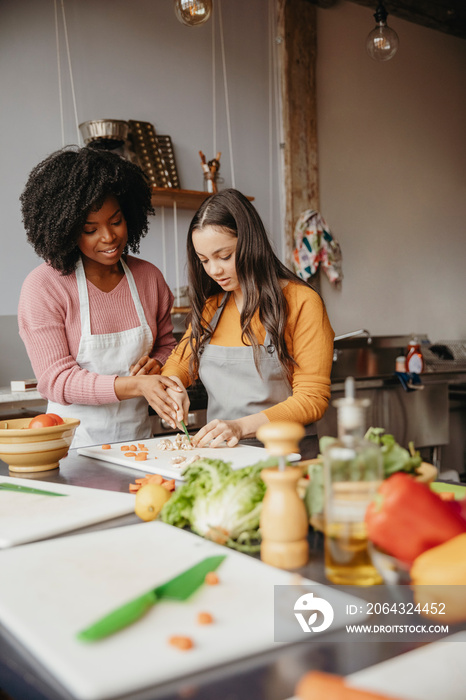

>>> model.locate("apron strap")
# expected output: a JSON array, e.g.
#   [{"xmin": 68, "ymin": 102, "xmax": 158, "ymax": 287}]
[
  {"xmin": 207, "ymin": 293, "xmax": 228, "ymax": 338},
  {"xmin": 75, "ymin": 257, "xmax": 91, "ymax": 338},
  {"xmin": 120, "ymin": 258, "xmax": 148, "ymax": 327}
]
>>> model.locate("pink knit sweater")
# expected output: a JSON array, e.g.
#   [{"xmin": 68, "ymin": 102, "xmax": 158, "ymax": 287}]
[{"xmin": 18, "ymin": 256, "xmax": 176, "ymax": 406}]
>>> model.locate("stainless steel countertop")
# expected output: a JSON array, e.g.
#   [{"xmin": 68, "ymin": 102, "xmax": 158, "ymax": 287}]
[{"xmin": 0, "ymin": 449, "xmax": 450, "ymax": 700}]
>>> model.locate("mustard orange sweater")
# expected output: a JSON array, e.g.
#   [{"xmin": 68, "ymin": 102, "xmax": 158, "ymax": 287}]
[{"xmin": 162, "ymin": 281, "xmax": 334, "ymax": 425}]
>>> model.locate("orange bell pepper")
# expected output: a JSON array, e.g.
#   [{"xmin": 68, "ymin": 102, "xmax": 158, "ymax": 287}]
[
  {"xmin": 365, "ymin": 473, "xmax": 466, "ymax": 565},
  {"xmin": 411, "ymin": 532, "xmax": 466, "ymax": 623}
]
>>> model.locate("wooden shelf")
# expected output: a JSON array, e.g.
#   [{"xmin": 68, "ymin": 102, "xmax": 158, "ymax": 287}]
[
  {"xmin": 151, "ymin": 187, "xmax": 254, "ymax": 210},
  {"xmin": 171, "ymin": 306, "xmax": 190, "ymax": 315},
  {"xmin": 151, "ymin": 188, "xmax": 210, "ymax": 210}
]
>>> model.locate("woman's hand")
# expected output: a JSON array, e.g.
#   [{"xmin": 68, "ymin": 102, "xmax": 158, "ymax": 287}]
[
  {"xmin": 191, "ymin": 418, "xmax": 243, "ymax": 448},
  {"xmin": 130, "ymin": 355, "xmax": 162, "ymax": 376},
  {"xmin": 166, "ymin": 376, "xmax": 190, "ymax": 428},
  {"xmin": 114, "ymin": 374, "xmax": 183, "ymax": 430},
  {"xmin": 191, "ymin": 412, "xmax": 270, "ymax": 449}
]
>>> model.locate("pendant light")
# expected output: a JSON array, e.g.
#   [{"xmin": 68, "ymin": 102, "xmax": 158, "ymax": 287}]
[
  {"xmin": 174, "ymin": 0, "xmax": 212, "ymax": 27},
  {"xmin": 366, "ymin": 2, "xmax": 399, "ymax": 62}
]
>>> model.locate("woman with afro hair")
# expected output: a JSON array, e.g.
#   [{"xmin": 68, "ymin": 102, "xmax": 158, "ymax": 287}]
[{"xmin": 18, "ymin": 146, "xmax": 183, "ymax": 448}]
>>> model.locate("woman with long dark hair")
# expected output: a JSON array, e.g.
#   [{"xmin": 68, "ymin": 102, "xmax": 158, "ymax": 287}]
[{"xmin": 162, "ymin": 189, "xmax": 334, "ymax": 458}]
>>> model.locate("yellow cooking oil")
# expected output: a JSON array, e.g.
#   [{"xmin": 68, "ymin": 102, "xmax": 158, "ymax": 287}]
[{"xmin": 325, "ymin": 521, "xmax": 382, "ymax": 585}]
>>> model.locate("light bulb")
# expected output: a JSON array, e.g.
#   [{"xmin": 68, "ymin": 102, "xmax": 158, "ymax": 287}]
[
  {"xmin": 366, "ymin": 2, "xmax": 399, "ymax": 62},
  {"xmin": 174, "ymin": 0, "xmax": 212, "ymax": 27}
]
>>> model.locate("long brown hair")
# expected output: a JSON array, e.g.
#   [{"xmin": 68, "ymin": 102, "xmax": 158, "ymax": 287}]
[{"xmin": 184, "ymin": 189, "xmax": 311, "ymax": 380}]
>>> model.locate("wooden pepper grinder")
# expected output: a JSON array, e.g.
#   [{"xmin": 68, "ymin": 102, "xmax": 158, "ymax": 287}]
[{"xmin": 257, "ymin": 421, "xmax": 309, "ymax": 570}]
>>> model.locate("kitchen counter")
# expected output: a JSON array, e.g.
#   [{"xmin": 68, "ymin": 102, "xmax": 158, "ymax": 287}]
[
  {"xmin": 0, "ymin": 449, "xmax": 462, "ymax": 700},
  {"xmin": 0, "ymin": 386, "xmax": 46, "ymax": 418}
]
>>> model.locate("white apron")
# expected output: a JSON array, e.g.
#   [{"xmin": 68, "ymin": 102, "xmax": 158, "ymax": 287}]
[
  {"xmin": 198, "ymin": 294, "xmax": 317, "ymax": 456},
  {"xmin": 47, "ymin": 257, "xmax": 154, "ymax": 449}
]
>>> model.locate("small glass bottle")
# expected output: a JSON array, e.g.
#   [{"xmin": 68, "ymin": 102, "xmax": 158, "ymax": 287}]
[
  {"xmin": 406, "ymin": 337, "xmax": 424, "ymax": 374},
  {"xmin": 323, "ymin": 377, "xmax": 383, "ymax": 586}
]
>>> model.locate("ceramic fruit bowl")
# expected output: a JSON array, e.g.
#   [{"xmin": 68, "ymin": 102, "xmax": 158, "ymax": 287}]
[{"xmin": 0, "ymin": 417, "xmax": 80, "ymax": 472}]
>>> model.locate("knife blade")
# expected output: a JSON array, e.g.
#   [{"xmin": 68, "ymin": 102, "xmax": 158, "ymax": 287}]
[
  {"xmin": 77, "ymin": 554, "xmax": 226, "ymax": 642},
  {"xmin": 180, "ymin": 419, "xmax": 191, "ymax": 443},
  {"xmin": 0, "ymin": 483, "xmax": 66, "ymax": 497}
]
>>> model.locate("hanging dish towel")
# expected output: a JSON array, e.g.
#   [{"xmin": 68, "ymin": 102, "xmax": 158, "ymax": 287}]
[{"xmin": 293, "ymin": 209, "xmax": 343, "ymax": 285}]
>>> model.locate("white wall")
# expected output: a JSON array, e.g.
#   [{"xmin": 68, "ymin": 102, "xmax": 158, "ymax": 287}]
[
  {"xmin": 1, "ymin": 0, "xmax": 466, "ymax": 380},
  {"xmin": 0, "ymin": 0, "xmax": 281, "ymax": 318},
  {"xmin": 316, "ymin": 1, "xmax": 466, "ymax": 342}
]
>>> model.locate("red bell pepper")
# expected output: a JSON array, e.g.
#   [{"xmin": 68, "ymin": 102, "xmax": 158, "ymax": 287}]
[{"xmin": 365, "ymin": 472, "xmax": 466, "ymax": 565}]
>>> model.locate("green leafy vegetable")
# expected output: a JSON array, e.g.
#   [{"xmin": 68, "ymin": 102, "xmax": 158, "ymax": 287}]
[
  {"xmin": 160, "ymin": 456, "xmax": 279, "ymax": 552},
  {"xmin": 364, "ymin": 427, "xmax": 422, "ymax": 476},
  {"xmin": 304, "ymin": 428, "xmax": 423, "ymax": 519}
]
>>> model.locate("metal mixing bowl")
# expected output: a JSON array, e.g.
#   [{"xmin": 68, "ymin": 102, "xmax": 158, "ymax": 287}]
[{"xmin": 79, "ymin": 120, "xmax": 129, "ymax": 147}]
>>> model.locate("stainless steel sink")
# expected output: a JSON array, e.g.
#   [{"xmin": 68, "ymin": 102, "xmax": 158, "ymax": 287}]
[{"xmin": 331, "ymin": 334, "xmax": 430, "ymax": 380}]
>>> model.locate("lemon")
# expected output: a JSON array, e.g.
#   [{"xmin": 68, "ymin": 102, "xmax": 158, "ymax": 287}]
[{"xmin": 135, "ymin": 483, "xmax": 171, "ymax": 521}]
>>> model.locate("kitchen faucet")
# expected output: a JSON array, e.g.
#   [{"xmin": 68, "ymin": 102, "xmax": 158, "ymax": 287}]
[
  {"xmin": 333, "ymin": 329, "xmax": 372, "ymax": 362},
  {"xmin": 334, "ymin": 329, "xmax": 372, "ymax": 344}
]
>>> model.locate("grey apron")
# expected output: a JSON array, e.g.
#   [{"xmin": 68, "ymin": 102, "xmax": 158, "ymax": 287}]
[{"xmin": 198, "ymin": 295, "xmax": 318, "ymax": 458}]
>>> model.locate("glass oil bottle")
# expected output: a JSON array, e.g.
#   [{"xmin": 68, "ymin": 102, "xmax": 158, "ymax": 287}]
[{"xmin": 324, "ymin": 377, "xmax": 383, "ymax": 585}]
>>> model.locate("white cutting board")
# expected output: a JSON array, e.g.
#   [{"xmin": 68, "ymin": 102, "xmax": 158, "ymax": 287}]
[
  {"xmin": 78, "ymin": 437, "xmax": 272, "ymax": 481},
  {"xmin": 0, "ymin": 475, "xmax": 135, "ymax": 548},
  {"xmin": 0, "ymin": 521, "xmax": 366, "ymax": 700},
  {"xmin": 346, "ymin": 632, "xmax": 466, "ymax": 700},
  {"xmin": 284, "ymin": 632, "xmax": 466, "ymax": 700}
]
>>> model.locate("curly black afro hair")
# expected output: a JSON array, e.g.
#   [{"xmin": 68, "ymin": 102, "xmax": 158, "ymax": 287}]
[{"xmin": 20, "ymin": 145, "xmax": 155, "ymax": 275}]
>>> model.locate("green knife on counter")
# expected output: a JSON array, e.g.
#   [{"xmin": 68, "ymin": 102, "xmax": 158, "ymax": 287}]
[
  {"xmin": 77, "ymin": 554, "xmax": 226, "ymax": 642},
  {"xmin": 0, "ymin": 483, "xmax": 66, "ymax": 497}
]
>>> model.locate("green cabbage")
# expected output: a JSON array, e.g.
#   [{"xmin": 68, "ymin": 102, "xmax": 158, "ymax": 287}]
[{"xmin": 160, "ymin": 457, "xmax": 279, "ymax": 552}]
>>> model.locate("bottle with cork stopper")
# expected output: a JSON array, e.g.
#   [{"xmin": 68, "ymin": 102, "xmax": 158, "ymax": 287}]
[{"xmin": 256, "ymin": 421, "xmax": 309, "ymax": 570}]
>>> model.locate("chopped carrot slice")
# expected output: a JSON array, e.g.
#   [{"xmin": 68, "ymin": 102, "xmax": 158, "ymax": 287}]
[
  {"xmin": 135, "ymin": 477, "xmax": 147, "ymax": 484},
  {"xmin": 138, "ymin": 443, "xmax": 146, "ymax": 450},
  {"xmin": 205, "ymin": 572, "xmax": 219, "ymax": 585},
  {"xmin": 168, "ymin": 636, "xmax": 193, "ymax": 651},
  {"xmin": 120, "ymin": 445, "xmax": 129, "ymax": 451},
  {"xmin": 124, "ymin": 452, "xmax": 137, "ymax": 458},
  {"xmin": 197, "ymin": 611, "xmax": 213, "ymax": 625},
  {"xmin": 129, "ymin": 484, "xmax": 140, "ymax": 493},
  {"xmin": 147, "ymin": 474, "xmax": 163, "ymax": 485},
  {"xmin": 161, "ymin": 480, "xmax": 176, "ymax": 491},
  {"xmin": 101, "ymin": 444, "xmax": 111, "ymax": 450},
  {"xmin": 129, "ymin": 444, "xmax": 137, "ymax": 451},
  {"xmin": 135, "ymin": 452, "xmax": 147, "ymax": 461}
]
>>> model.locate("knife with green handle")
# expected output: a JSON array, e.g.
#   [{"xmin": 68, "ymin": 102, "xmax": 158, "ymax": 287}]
[
  {"xmin": 0, "ymin": 483, "xmax": 66, "ymax": 497},
  {"xmin": 77, "ymin": 554, "xmax": 226, "ymax": 642}
]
